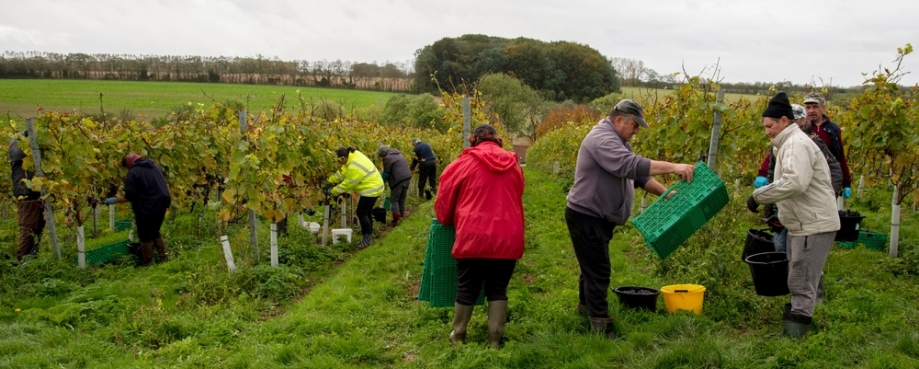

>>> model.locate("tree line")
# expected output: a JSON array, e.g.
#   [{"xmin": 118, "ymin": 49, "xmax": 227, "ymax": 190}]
[{"xmin": 0, "ymin": 51, "xmax": 415, "ymax": 91}]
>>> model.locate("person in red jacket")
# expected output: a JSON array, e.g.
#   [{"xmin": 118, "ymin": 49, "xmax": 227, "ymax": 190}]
[{"xmin": 434, "ymin": 123, "xmax": 525, "ymax": 348}]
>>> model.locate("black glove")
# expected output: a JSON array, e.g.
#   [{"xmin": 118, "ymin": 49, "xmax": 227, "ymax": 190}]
[{"xmin": 747, "ymin": 195, "xmax": 759, "ymax": 213}]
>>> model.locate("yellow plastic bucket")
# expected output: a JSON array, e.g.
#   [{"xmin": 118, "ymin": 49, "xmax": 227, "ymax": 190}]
[{"xmin": 660, "ymin": 284, "xmax": 706, "ymax": 315}]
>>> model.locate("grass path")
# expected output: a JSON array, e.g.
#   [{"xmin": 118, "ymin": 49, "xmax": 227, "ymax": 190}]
[{"xmin": 3, "ymin": 169, "xmax": 919, "ymax": 368}]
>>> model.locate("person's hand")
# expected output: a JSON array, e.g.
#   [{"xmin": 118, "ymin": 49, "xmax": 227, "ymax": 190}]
[
  {"xmin": 103, "ymin": 197, "xmax": 118, "ymax": 206},
  {"xmin": 747, "ymin": 196, "xmax": 759, "ymax": 213},
  {"xmin": 753, "ymin": 176, "xmax": 768, "ymax": 189},
  {"xmin": 673, "ymin": 164, "xmax": 694, "ymax": 183},
  {"xmin": 323, "ymin": 188, "xmax": 331, "ymax": 196},
  {"xmin": 843, "ymin": 187, "xmax": 852, "ymax": 199}
]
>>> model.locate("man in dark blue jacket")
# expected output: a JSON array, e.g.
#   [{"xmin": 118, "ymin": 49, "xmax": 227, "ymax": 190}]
[
  {"xmin": 410, "ymin": 138, "xmax": 437, "ymax": 199},
  {"xmin": 104, "ymin": 153, "xmax": 172, "ymax": 265}
]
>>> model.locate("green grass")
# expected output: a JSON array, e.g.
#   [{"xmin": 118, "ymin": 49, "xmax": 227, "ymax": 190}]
[
  {"xmin": 1, "ymin": 170, "xmax": 918, "ymax": 368},
  {"xmin": 0, "ymin": 79, "xmax": 400, "ymax": 119}
]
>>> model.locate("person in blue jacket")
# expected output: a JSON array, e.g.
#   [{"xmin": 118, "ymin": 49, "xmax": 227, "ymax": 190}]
[
  {"xmin": 410, "ymin": 138, "xmax": 437, "ymax": 199},
  {"xmin": 104, "ymin": 153, "xmax": 171, "ymax": 265}
]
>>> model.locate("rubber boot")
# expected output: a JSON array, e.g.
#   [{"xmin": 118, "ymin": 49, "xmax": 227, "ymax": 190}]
[
  {"xmin": 450, "ymin": 303, "xmax": 474, "ymax": 345},
  {"xmin": 391, "ymin": 212, "xmax": 402, "ymax": 226},
  {"xmin": 766, "ymin": 304, "xmax": 791, "ymax": 338},
  {"xmin": 358, "ymin": 234, "xmax": 372, "ymax": 249},
  {"xmin": 139, "ymin": 242, "xmax": 154, "ymax": 266},
  {"xmin": 153, "ymin": 236, "xmax": 169, "ymax": 263},
  {"xmin": 782, "ymin": 308, "xmax": 812, "ymax": 339},
  {"xmin": 589, "ymin": 316, "xmax": 618, "ymax": 341},
  {"xmin": 486, "ymin": 300, "xmax": 508, "ymax": 348}
]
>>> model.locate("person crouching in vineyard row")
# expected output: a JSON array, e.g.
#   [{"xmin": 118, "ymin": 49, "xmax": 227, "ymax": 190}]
[
  {"xmin": 9, "ymin": 130, "xmax": 46, "ymax": 261},
  {"xmin": 566, "ymin": 99, "xmax": 695, "ymax": 341},
  {"xmin": 377, "ymin": 145, "xmax": 411, "ymax": 225},
  {"xmin": 103, "ymin": 154, "xmax": 172, "ymax": 266},
  {"xmin": 747, "ymin": 92, "xmax": 839, "ymax": 339},
  {"xmin": 410, "ymin": 138, "xmax": 437, "ymax": 199},
  {"xmin": 326, "ymin": 146, "xmax": 384, "ymax": 249},
  {"xmin": 434, "ymin": 124, "xmax": 524, "ymax": 348}
]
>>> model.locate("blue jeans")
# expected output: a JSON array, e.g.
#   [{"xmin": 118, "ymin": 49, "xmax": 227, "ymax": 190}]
[{"xmin": 773, "ymin": 228, "xmax": 788, "ymax": 253}]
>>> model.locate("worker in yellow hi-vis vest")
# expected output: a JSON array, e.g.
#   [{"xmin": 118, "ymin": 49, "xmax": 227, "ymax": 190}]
[{"xmin": 326, "ymin": 146, "xmax": 384, "ymax": 249}]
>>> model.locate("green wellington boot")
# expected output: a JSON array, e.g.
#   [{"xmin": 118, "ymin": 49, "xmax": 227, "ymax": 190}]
[
  {"xmin": 486, "ymin": 300, "xmax": 508, "ymax": 348},
  {"xmin": 450, "ymin": 303, "xmax": 474, "ymax": 345}
]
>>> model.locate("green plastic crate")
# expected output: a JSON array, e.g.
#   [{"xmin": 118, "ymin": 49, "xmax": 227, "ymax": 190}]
[
  {"xmin": 114, "ymin": 219, "xmax": 133, "ymax": 232},
  {"xmin": 858, "ymin": 230, "xmax": 888, "ymax": 251},
  {"xmin": 80, "ymin": 239, "xmax": 131, "ymax": 266},
  {"xmin": 835, "ymin": 240, "xmax": 859, "ymax": 249},
  {"xmin": 631, "ymin": 162, "xmax": 729, "ymax": 259},
  {"xmin": 418, "ymin": 219, "xmax": 485, "ymax": 307}
]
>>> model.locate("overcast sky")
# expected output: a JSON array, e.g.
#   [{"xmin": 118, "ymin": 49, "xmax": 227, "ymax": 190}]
[{"xmin": 2, "ymin": 0, "xmax": 918, "ymax": 87}]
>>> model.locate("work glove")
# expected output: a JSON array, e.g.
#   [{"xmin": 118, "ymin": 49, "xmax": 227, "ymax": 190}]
[
  {"xmin": 746, "ymin": 195, "xmax": 759, "ymax": 213},
  {"xmin": 843, "ymin": 187, "xmax": 852, "ymax": 199},
  {"xmin": 381, "ymin": 172, "xmax": 390, "ymax": 181},
  {"xmin": 323, "ymin": 188, "xmax": 332, "ymax": 196},
  {"xmin": 103, "ymin": 197, "xmax": 118, "ymax": 206},
  {"xmin": 753, "ymin": 176, "xmax": 768, "ymax": 189}
]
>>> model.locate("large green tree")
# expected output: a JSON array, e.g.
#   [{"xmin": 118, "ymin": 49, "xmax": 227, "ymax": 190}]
[{"xmin": 413, "ymin": 35, "xmax": 620, "ymax": 102}]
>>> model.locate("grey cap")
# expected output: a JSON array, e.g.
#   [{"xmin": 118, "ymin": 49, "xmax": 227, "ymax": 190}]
[
  {"xmin": 612, "ymin": 99, "xmax": 649, "ymax": 128},
  {"xmin": 411, "ymin": 138, "xmax": 420, "ymax": 145},
  {"xmin": 803, "ymin": 92, "xmax": 825, "ymax": 105},
  {"xmin": 377, "ymin": 145, "xmax": 390, "ymax": 157},
  {"xmin": 791, "ymin": 104, "xmax": 806, "ymax": 120}
]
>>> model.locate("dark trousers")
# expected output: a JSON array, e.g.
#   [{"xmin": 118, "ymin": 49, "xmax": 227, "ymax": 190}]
[
  {"xmin": 390, "ymin": 181, "xmax": 409, "ymax": 215},
  {"xmin": 16, "ymin": 199, "xmax": 45, "ymax": 260},
  {"xmin": 356, "ymin": 195, "xmax": 378, "ymax": 236},
  {"xmin": 565, "ymin": 207, "xmax": 616, "ymax": 319},
  {"xmin": 455, "ymin": 258, "xmax": 517, "ymax": 305},
  {"xmin": 418, "ymin": 160, "xmax": 437, "ymax": 196},
  {"xmin": 135, "ymin": 201, "xmax": 170, "ymax": 242}
]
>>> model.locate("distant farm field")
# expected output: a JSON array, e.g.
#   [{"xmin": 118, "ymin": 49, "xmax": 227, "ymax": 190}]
[
  {"xmin": 620, "ymin": 86, "xmax": 758, "ymax": 103},
  {"xmin": 0, "ymin": 79, "xmax": 400, "ymax": 119}
]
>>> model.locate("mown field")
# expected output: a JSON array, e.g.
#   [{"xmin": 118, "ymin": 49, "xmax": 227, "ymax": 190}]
[
  {"xmin": 2, "ymin": 169, "xmax": 918, "ymax": 368},
  {"xmin": 0, "ymin": 79, "xmax": 399, "ymax": 119}
]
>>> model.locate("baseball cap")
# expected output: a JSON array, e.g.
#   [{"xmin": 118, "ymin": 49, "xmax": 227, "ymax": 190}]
[
  {"xmin": 411, "ymin": 138, "xmax": 420, "ymax": 145},
  {"xmin": 803, "ymin": 92, "xmax": 825, "ymax": 105},
  {"xmin": 791, "ymin": 104, "xmax": 806, "ymax": 120},
  {"xmin": 612, "ymin": 99, "xmax": 649, "ymax": 128}
]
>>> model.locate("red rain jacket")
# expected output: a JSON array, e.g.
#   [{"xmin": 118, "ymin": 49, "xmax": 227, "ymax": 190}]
[{"xmin": 435, "ymin": 141, "xmax": 525, "ymax": 260}]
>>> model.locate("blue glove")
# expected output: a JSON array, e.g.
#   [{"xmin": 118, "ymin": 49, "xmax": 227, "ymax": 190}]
[
  {"xmin": 843, "ymin": 187, "xmax": 852, "ymax": 199},
  {"xmin": 381, "ymin": 172, "xmax": 390, "ymax": 181},
  {"xmin": 753, "ymin": 176, "xmax": 768, "ymax": 189},
  {"xmin": 323, "ymin": 188, "xmax": 332, "ymax": 196},
  {"xmin": 103, "ymin": 197, "xmax": 118, "ymax": 206}
]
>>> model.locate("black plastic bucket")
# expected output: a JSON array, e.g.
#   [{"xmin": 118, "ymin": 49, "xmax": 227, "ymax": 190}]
[
  {"xmin": 744, "ymin": 252, "xmax": 789, "ymax": 296},
  {"xmin": 835, "ymin": 210, "xmax": 865, "ymax": 241},
  {"xmin": 742, "ymin": 229, "xmax": 775, "ymax": 261},
  {"xmin": 612, "ymin": 286, "xmax": 660, "ymax": 311},
  {"xmin": 371, "ymin": 208, "xmax": 387, "ymax": 223}
]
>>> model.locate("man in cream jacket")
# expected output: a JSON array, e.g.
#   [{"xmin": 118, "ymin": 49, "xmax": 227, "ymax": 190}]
[{"xmin": 747, "ymin": 92, "xmax": 840, "ymax": 339}]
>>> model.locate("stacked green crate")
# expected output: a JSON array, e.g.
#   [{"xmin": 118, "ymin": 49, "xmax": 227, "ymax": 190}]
[
  {"xmin": 632, "ymin": 162, "xmax": 729, "ymax": 259},
  {"xmin": 418, "ymin": 219, "xmax": 484, "ymax": 307},
  {"xmin": 77, "ymin": 230, "xmax": 132, "ymax": 266},
  {"xmin": 858, "ymin": 230, "xmax": 888, "ymax": 251},
  {"xmin": 114, "ymin": 219, "xmax": 133, "ymax": 232}
]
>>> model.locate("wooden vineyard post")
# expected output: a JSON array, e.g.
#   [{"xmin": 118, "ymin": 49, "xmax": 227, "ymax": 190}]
[
  {"xmin": 239, "ymin": 110, "xmax": 259, "ymax": 264},
  {"xmin": 706, "ymin": 90, "xmax": 725, "ymax": 170},
  {"xmin": 270, "ymin": 223, "xmax": 279, "ymax": 267},
  {"xmin": 26, "ymin": 118, "xmax": 61, "ymax": 259},
  {"xmin": 463, "ymin": 95, "xmax": 471, "ymax": 149}
]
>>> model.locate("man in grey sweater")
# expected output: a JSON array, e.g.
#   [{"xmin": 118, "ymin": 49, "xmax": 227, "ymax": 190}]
[{"xmin": 566, "ymin": 99, "xmax": 695, "ymax": 340}]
